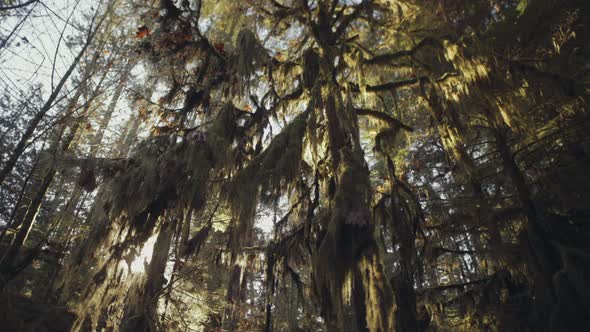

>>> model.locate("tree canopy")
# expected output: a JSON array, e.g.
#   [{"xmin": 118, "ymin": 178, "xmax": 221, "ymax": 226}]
[{"xmin": 1, "ymin": 0, "xmax": 590, "ymax": 331}]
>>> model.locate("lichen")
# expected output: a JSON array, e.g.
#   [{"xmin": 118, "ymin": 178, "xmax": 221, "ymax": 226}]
[{"xmin": 225, "ymin": 111, "xmax": 309, "ymax": 249}]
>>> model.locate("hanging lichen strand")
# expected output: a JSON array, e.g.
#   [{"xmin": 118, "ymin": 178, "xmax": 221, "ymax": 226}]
[
  {"xmin": 68, "ymin": 139, "xmax": 215, "ymax": 330},
  {"xmin": 231, "ymin": 29, "xmax": 269, "ymax": 98},
  {"xmin": 65, "ymin": 98, "xmax": 240, "ymax": 330},
  {"xmin": 225, "ymin": 110, "xmax": 309, "ymax": 252},
  {"xmin": 3, "ymin": 0, "xmax": 590, "ymax": 331}
]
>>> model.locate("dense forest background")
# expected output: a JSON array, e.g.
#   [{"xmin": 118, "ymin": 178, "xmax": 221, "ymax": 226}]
[{"xmin": 1, "ymin": 0, "xmax": 590, "ymax": 331}]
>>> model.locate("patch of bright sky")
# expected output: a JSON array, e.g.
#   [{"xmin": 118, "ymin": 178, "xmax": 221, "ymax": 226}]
[
  {"xmin": 254, "ymin": 197, "xmax": 287, "ymax": 237},
  {"xmin": 1, "ymin": 0, "xmax": 149, "ymax": 160},
  {"xmin": 0, "ymin": 0, "xmax": 96, "ymax": 100},
  {"xmin": 129, "ymin": 231, "xmax": 158, "ymax": 273}
]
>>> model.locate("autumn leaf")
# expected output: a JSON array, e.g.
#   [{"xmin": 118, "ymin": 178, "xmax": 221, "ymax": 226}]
[
  {"xmin": 214, "ymin": 42, "xmax": 225, "ymax": 55},
  {"xmin": 135, "ymin": 26, "xmax": 151, "ymax": 39}
]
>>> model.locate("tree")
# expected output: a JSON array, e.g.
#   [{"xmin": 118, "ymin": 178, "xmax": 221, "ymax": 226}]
[
  {"xmin": 0, "ymin": 0, "xmax": 108, "ymax": 186},
  {"xmin": 2, "ymin": 0, "xmax": 590, "ymax": 331}
]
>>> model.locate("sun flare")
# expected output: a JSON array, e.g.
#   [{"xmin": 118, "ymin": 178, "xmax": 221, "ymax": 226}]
[{"xmin": 129, "ymin": 234, "xmax": 158, "ymax": 274}]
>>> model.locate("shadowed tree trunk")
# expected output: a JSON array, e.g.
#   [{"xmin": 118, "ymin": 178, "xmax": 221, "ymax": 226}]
[{"xmin": 0, "ymin": 121, "xmax": 79, "ymax": 280}]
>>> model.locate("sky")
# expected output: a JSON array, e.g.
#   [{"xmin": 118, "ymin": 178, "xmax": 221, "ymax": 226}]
[
  {"xmin": 1, "ymin": 0, "xmax": 142, "ymax": 155},
  {"xmin": 0, "ymin": 0, "xmax": 96, "ymax": 101},
  {"xmin": 0, "ymin": 0, "xmax": 135, "ymax": 225}
]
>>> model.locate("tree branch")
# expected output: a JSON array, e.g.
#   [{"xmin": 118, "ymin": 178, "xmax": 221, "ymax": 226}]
[
  {"xmin": 350, "ymin": 72, "xmax": 458, "ymax": 93},
  {"xmin": 355, "ymin": 108, "xmax": 414, "ymax": 132},
  {"xmin": 364, "ymin": 37, "xmax": 443, "ymax": 65},
  {"xmin": 419, "ymin": 278, "xmax": 490, "ymax": 293},
  {"xmin": 334, "ymin": 0, "xmax": 371, "ymax": 38},
  {"xmin": 0, "ymin": 0, "xmax": 38, "ymax": 11}
]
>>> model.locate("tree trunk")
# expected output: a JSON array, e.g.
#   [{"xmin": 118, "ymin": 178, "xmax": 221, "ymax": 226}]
[
  {"xmin": 223, "ymin": 264, "xmax": 248, "ymax": 331},
  {"xmin": 304, "ymin": 11, "xmax": 396, "ymax": 326},
  {"xmin": 0, "ymin": 23, "xmax": 102, "ymax": 186},
  {"xmin": 386, "ymin": 157, "xmax": 420, "ymax": 332},
  {"xmin": 492, "ymin": 125, "xmax": 564, "ymax": 327},
  {"xmin": 89, "ymin": 72, "xmax": 127, "ymax": 157},
  {"xmin": 314, "ymin": 85, "xmax": 394, "ymax": 331},
  {"xmin": 0, "ymin": 122, "xmax": 80, "ymax": 278}
]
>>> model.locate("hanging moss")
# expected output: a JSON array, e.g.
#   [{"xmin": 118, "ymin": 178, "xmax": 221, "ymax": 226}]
[
  {"xmin": 224, "ymin": 111, "xmax": 309, "ymax": 249},
  {"xmin": 302, "ymin": 48, "xmax": 321, "ymax": 91},
  {"xmin": 63, "ymin": 101, "xmax": 243, "ymax": 330},
  {"xmin": 311, "ymin": 146, "xmax": 385, "ymax": 327},
  {"xmin": 106, "ymin": 137, "xmax": 214, "ymax": 222},
  {"xmin": 232, "ymin": 29, "xmax": 268, "ymax": 97}
]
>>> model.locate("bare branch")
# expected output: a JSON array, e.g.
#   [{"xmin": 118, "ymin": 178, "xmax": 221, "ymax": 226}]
[{"xmin": 0, "ymin": 0, "xmax": 38, "ymax": 11}]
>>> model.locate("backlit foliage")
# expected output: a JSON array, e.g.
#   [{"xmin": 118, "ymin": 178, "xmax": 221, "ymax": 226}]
[{"xmin": 1, "ymin": 0, "xmax": 590, "ymax": 331}]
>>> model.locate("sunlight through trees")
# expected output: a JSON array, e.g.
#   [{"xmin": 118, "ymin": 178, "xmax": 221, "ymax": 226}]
[{"xmin": 1, "ymin": 0, "xmax": 590, "ymax": 331}]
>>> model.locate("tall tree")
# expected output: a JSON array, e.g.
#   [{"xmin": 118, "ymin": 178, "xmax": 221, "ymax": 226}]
[{"xmin": 2, "ymin": 1, "xmax": 590, "ymax": 331}]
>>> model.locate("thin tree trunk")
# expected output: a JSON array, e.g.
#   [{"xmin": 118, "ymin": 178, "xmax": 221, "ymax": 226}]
[
  {"xmin": 89, "ymin": 72, "xmax": 127, "ymax": 156},
  {"xmin": 0, "ymin": 14, "xmax": 104, "ymax": 186},
  {"xmin": 0, "ymin": 122, "xmax": 80, "ymax": 278},
  {"xmin": 0, "ymin": 147, "xmax": 42, "ymax": 243}
]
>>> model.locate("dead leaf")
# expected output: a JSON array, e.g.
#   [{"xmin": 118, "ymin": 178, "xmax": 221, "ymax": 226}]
[
  {"xmin": 214, "ymin": 42, "xmax": 225, "ymax": 55},
  {"xmin": 135, "ymin": 26, "xmax": 151, "ymax": 39}
]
